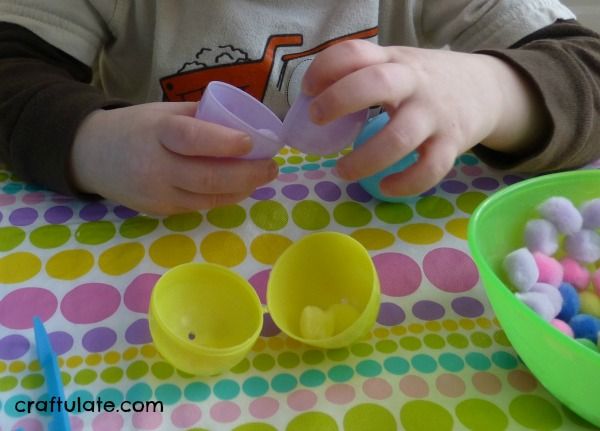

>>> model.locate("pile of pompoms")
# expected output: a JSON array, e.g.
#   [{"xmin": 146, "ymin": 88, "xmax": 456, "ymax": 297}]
[{"xmin": 503, "ymin": 196, "xmax": 600, "ymax": 352}]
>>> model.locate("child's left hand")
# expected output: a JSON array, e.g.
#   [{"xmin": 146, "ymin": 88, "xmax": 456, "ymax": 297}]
[{"xmin": 302, "ymin": 40, "xmax": 548, "ymax": 197}]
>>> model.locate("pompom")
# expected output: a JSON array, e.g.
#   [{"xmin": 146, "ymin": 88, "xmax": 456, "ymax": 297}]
[
  {"xmin": 564, "ymin": 229, "xmax": 600, "ymax": 263},
  {"xmin": 569, "ymin": 314, "xmax": 600, "ymax": 343},
  {"xmin": 557, "ymin": 282, "xmax": 580, "ymax": 322},
  {"xmin": 503, "ymin": 248, "xmax": 538, "ymax": 292},
  {"xmin": 579, "ymin": 290, "xmax": 600, "ymax": 318},
  {"xmin": 560, "ymin": 258, "xmax": 590, "ymax": 291},
  {"xmin": 532, "ymin": 252, "xmax": 563, "ymax": 287},
  {"xmin": 516, "ymin": 291, "xmax": 557, "ymax": 321},
  {"xmin": 300, "ymin": 305, "xmax": 334, "ymax": 340},
  {"xmin": 538, "ymin": 196, "xmax": 583, "ymax": 235},
  {"xmin": 524, "ymin": 219, "xmax": 559, "ymax": 255},
  {"xmin": 550, "ymin": 318, "xmax": 574, "ymax": 337},
  {"xmin": 592, "ymin": 268, "xmax": 600, "ymax": 296},
  {"xmin": 530, "ymin": 282, "xmax": 563, "ymax": 316},
  {"xmin": 580, "ymin": 198, "xmax": 600, "ymax": 230}
]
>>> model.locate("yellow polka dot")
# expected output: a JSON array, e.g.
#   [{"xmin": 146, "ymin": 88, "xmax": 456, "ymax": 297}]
[
  {"xmin": 350, "ymin": 228, "xmax": 395, "ymax": 250},
  {"xmin": 290, "ymin": 148, "xmax": 301, "ymax": 155},
  {"xmin": 85, "ymin": 354, "xmax": 101, "ymax": 366},
  {"xmin": 28, "ymin": 360, "xmax": 41, "ymax": 372},
  {"xmin": 425, "ymin": 321, "xmax": 441, "ymax": 332},
  {"xmin": 408, "ymin": 323, "xmax": 424, "ymax": 334},
  {"xmin": 397, "ymin": 223, "xmax": 444, "ymax": 245},
  {"xmin": 0, "ymin": 362, "xmax": 5, "ymax": 372},
  {"xmin": 123, "ymin": 347, "xmax": 138, "ymax": 361},
  {"xmin": 66, "ymin": 356, "xmax": 83, "ymax": 368},
  {"xmin": 57, "ymin": 357, "xmax": 65, "ymax": 368},
  {"xmin": 267, "ymin": 337, "xmax": 285, "ymax": 351},
  {"xmin": 141, "ymin": 345, "xmax": 157, "ymax": 358},
  {"xmin": 9, "ymin": 361, "xmax": 25, "ymax": 373},
  {"xmin": 99, "ymin": 242, "xmax": 145, "ymax": 275},
  {"xmin": 492, "ymin": 318, "xmax": 500, "ymax": 327},
  {"xmin": 46, "ymin": 249, "xmax": 94, "ymax": 280},
  {"xmin": 459, "ymin": 319, "xmax": 475, "ymax": 330},
  {"xmin": 0, "ymin": 252, "xmax": 41, "ymax": 283},
  {"xmin": 252, "ymin": 338, "xmax": 266, "ymax": 352},
  {"xmin": 391, "ymin": 326, "xmax": 407, "ymax": 336},
  {"xmin": 285, "ymin": 337, "xmax": 303, "ymax": 350},
  {"xmin": 442, "ymin": 320, "xmax": 458, "ymax": 331},
  {"xmin": 200, "ymin": 231, "xmax": 246, "ymax": 267},
  {"xmin": 279, "ymin": 147, "xmax": 289, "ymax": 155},
  {"xmin": 373, "ymin": 328, "xmax": 390, "ymax": 339},
  {"xmin": 476, "ymin": 317, "xmax": 492, "ymax": 329},
  {"xmin": 149, "ymin": 234, "xmax": 196, "ymax": 268},
  {"xmin": 250, "ymin": 234, "xmax": 292, "ymax": 264},
  {"xmin": 104, "ymin": 351, "xmax": 120, "ymax": 364},
  {"xmin": 445, "ymin": 218, "xmax": 469, "ymax": 240}
]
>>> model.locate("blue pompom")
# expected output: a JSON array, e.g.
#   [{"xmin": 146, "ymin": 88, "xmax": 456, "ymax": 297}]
[
  {"xmin": 569, "ymin": 314, "xmax": 600, "ymax": 342},
  {"xmin": 557, "ymin": 282, "xmax": 580, "ymax": 321}
]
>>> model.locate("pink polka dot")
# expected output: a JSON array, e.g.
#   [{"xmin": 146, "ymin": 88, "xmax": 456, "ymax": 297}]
[
  {"xmin": 373, "ymin": 253, "xmax": 422, "ymax": 297},
  {"xmin": 92, "ymin": 412, "xmax": 124, "ymax": 431},
  {"xmin": 249, "ymin": 397, "xmax": 279, "ymax": 419},
  {"xmin": 0, "ymin": 194, "xmax": 16, "ymax": 206},
  {"xmin": 249, "ymin": 269, "xmax": 270, "ymax": 304},
  {"xmin": 171, "ymin": 403, "xmax": 201, "ymax": 428},
  {"xmin": 210, "ymin": 401, "xmax": 241, "ymax": 423},
  {"xmin": 287, "ymin": 389, "xmax": 317, "ymax": 411},
  {"xmin": 70, "ymin": 416, "xmax": 85, "ymax": 431},
  {"xmin": 22, "ymin": 192, "xmax": 45, "ymax": 205},
  {"xmin": 51, "ymin": 194, "xmax": 74, "ymax": 204},
  {"xmin": 325, "ymin": 384, "xmax": 355, "ymax": 405},
  {"xmin": 423, "ymin": 248, "xmax": 479, "ymax": 293},
  {"xmin": 461, "ymin": 165, "xmax": 483, "ymax": 176},
  {"xmin": 363, "ymin": 378, "xmax": 393, "ymax": 400},
  {"xmin": 132, "ymin": 412, "xmax": 163, "ymax": 429},
  {"xmin": 124, "ymin": 273, "xmax": 160, "ymax": 313},
  {"xmin": 12, "ymin": 418, "xmax": 43, "ymax": 431},
  {"xmin": 61, "ymin": 283, "xmax": 121, "ymax": 324},
  {"xmin": 304, "ymin": 170, "xmax": 326, "ymax": 180},
  {"xmin": 278, "ymin": 173, "xmax": 298, "ymax": 183},
  {"xmin": 0, "ymin": 288, "xmax": 57, "ymax": 329},
  {"xmin": 399, "ymin": 375, "xmax": 429, "ymax": 398},
  {"xmin": 444, "ymin": 169, "xmax": 457, "ymax": 179}
]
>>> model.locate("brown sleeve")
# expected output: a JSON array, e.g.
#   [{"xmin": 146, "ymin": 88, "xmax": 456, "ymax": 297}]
[
  {"xmin": 0, "ymin": 22, "xmax": 130, "ymax": 196},
  {"xmin": 472, "ymin": 19, "xmax": 600, "ymax": 172}
]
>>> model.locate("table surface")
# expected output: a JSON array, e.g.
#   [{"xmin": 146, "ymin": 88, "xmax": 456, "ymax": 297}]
[{"xmin": 0, "ymin": 149, "xmax": 599, "ymax": 431}]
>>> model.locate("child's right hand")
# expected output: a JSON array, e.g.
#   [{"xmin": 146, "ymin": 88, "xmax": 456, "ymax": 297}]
[{"xmin": 71, "ymin": 102, "xmax": 279, "ymax": 215}]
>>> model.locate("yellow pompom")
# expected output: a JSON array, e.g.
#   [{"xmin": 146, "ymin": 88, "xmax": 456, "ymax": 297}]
[
  {"xmin": 579, "ymin": 290, "xmax": 600, "ymax": 318},
  {"xmin": 299, "ymin": 305, "xmax": 334, "ymax": 340}
]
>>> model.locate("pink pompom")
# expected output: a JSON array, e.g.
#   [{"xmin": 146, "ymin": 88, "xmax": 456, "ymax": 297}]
[
  {"xmin": 530, "ymin": 282, "xmax": 563, "ymax": 316},
  {"xmin": 560, "ymin": 258, "xmax": 591, "ymax": 291},
  {"xmin": 524, "ymin": 219, "xmax": 559, "ymax": 255},
  {"xmin": 565, "ymin": 229, "xmax": 600, "ymax": 264},
  {"xmin": 538, "ymin": 196, "xmax": 583, "ymax": 235},
  {"xmin": 503, "ymin": 248, "xmax": 538, "ymax": 292},
  {"xmin": 533, "ymin": 252, "xmax": 564, "ymax": 287},
  {"xmin": 581, "ymin": 198, "xmax": 600, "ymax": 230},
  {"xmin": 551, "ymin": 318, "xmax": 574, "ymax": 337},
  {"xmin": 592, "ymin": 268, "xmax": 600, "ymax": 296}
]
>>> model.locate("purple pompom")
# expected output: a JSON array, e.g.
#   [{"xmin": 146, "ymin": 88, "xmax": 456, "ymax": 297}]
[
  {"xmin": 503, "ymin": 248, "xmax": 539, "ymax": 292},
  {"xmin": 538, "ymin": 197, "xmax": 583, "ymax": 235},
  {"xmin": 524, "ymin": 219, "xmax": 559, "ymax": 255},
  {"xmin": 581, "ymin": 198, "xmax": 600, "ymax": 230},
  {"xmin": 516, "ymin": 291, "xmax": 557, "ymax": 321},
  {"xmin": 565, "ymin": 229, "xmax": 600, "ymax": 263},
  {"xmin": 529, "ymin": 282, "xmax": 563, "ymax": 316}
]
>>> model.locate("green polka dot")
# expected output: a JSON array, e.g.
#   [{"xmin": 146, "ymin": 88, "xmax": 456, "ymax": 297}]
[
  {"xmin": 74, "ymin": 369, "xmax": 97, "ymax": 385},
  {"xmin": 411, "ymin": 354, "xmax": 437, "ymax": 373},
  {"xmin": 509, "ymin": 395, "xmax": 562, "ymax": 430},
  {"xmin": 20, "ymin": 374, "xmax": 44, "ymax": 389},
  {"xmin": 333, "ymin": 202, "xmax": 372, "ymax": 227},
  {"xmin": 287, "ymin": 412, "xmax": 338, "ymax": 431},
  {"xmin": 214, "ymin": 379, "xmax": 240, "ymax": 400},
  {"xmin": 120, "ymin": 216, "xmax": 159, "ymax": 238},
  {"xmin": 151, "ymin": 361, "xmax": 175, "ymax": 379},
  {"xmin": 327, "ymin": 348, "xmax": 349, "ymax": 362},
  {"xmin": 231, "ymin": 358, "xmax": 250, "ymax": 374},
  {"xmin": 75, "ymin": 221, "xmax": 116, "ymax": 245},
  {"xmin": 416, "ymin": 196, "xmax": 454, "ymax": 219},
  {"xmin": 61, "ymin": 372, "xmax": 70, "ymax": 386},
  {"xmin": 375, "ymin": 202, "xmax": 413, "ymax": 224},
  {"xmin": 470, "ymin": 332, "xmax": 493, "ymax": 348},
  {"xmin": 272, "ymin": 373, "xmax": 297, "ymax": 393},
  {"xmin": 302, "ymin": 350, "xmax": 325, "ymax": 365},
  {"xmin": 447, "ymin": 333, "xmax": 469, "ymax": 349},
  {"xmin": 243, "ymin": 377, "xmax": 269, "ymax": 397},
  {"xmin": 351, "ymin": 343, "xmax": 374, "ymax": 357},
  {"xmin": 277, "ymin": 352, "xmax": 300, "ymax": 369},
  {"xmin": 250, "ymin": 201, "xmax": 288, "ymax": 230},
  {"xmin": 456, "ymin": 399, "xmax": 508, "ymax": 431},
  {"xmin": 234, "ymin": 424, "xmax": 278, "ymax": 431},
  {"xmin": 299, "ymin": 369, "xmax": 326, "ymax": 387},
  {"xmin": 491, "ymin": 351, "xmax": 518, "ymax": 369},
  {"xmin": 287, "ymin": 155, "xmax": 303, "ymax": 164},
  {"xmin": 328, "ymin": 365, "xmax": 354, "ymax": 382},
  {"xmin": 100, "ymin": 367, "xmax": 123, "ymax": 384},
  {"xmin": 29, "ymin": 225, "xmax": 70, "ymax": 249},
  {"xmin": 274, "ymin": 156, "xmax": 285, "ymax": 166},
  {"xmin": 253, "ymin": 353, "xmax": 275, "ymax": 372},
  {"xmin": 383, "ymin": 357, "xmax": 410, "ymax": 375},
  {"xmin": 126, "ymin": 360, "xmax": 149, "ymax": 380},
  {"xmin": 562, "ymin": 405, "xmax": 599, "ymax": 429},
  {"xmin": 305, "ymin": 155, "xmax": 321, "ymax": 162},
  {"xmin": 465, "ymin": 352, "xmax": 491, "ymax": 371},
  {"xmin": 126, "ymin": 383, "xmax": 152, "ymax": 402},
  {"xmin": 155, "ymin": 384, "xmax": 181, "ymax": 405},
  {"xmin": 493, "ymin": 330, "xmax": 511, "ymax": 347},
  {"xmin": 292, "ymin": 201, "xmax": 330, "ymax": 230},
  {"xmin": 184, "ymin": 382, "xmax": 210, "ymax": 402},
  {"xmin": 456, "ymin": 192, "xmax": 487, "ymax": 214},
  {"xmin": 375, "ymin": 340, "xmax": 397, "ymax": 354},
  {"xmin": 400, "ymin": 400, "xmax": 454, "ymax": 431},
  {"xmin": 438, "ymin": 353, "xmax": 464, "ymax": 372},
  {"xmin": 0, "ymin": 227, "xmax": 26, "ymax": 251},
  {"xmin": 0, "ymin": 171, "xmax": 8, "ymax": 181},
  {"xmin": 97, "ymin": 388, "xmax": 123, "ymax": 405},
  {"xmin": 163, "ymin": 212, "xmax": 202, "ymax": 231},
  {"xmin": 399, "ymin": 336, "xmax": 422, "ymax": 351},
  {"xmin": 423, "ymin": 334, "xmax": 445, "ymax": 349},
  {"xmin": 207, "ymin": 205, "xmax": 246, "ymax": 228},
  {"xmin": 344, "ymin": 403, "xmax": 396, "ymax": 431},
  {"xmin": 356, "ymin": 360, "xmax": 382, "ymax": 377}
]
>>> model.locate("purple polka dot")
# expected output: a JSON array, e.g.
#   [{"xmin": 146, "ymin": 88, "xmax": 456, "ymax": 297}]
[
  {"xmin": 461, "ymin": 166, "xmax": 483, "ymax": 176},
  {"xmin": 261, "ymin": 314, "xmax": 281, "ymax": 337},
  {"xmin": 346, "ymin": 183, "xmax": 372, "ymax": 202},
  {"xmin": 472, "ymin": 177, "xmax": 499, "ymax": 191},
  {"xmin": 114, "ymin": 205, "xmax": 138, "ymax": 219},
  {"xmin": 0, "ymin": 334, "xmax": 30, "ymax": 359},
  {"xmin": 377, "ymin": 302, "xmax": 406, "ymax": 326},
  {"xmin": 503, "ymin": 175, "xmax": 525, "ymax": 185},
  {"xmin": 412, "ymin": 300, "xmax": 446, "ymax": 320},
  {"xmin": 252, "ymin": 187, "xmax": 276, "ymax": 200},
  {"xmin": 22, "ymin": 192, "xmax": 45, "ymax": 205},
  {"xmin": 0, "ymin": 194, "xmax": 16, "ymax": 206},
  {"xmin": 0, "ymin": 211, "xmax": 3, "ymax": 223},
  {"xmin": 314, "ymin": 181, "xmax": 341, "ymax": 202},
  {"xmin": 440, "ymin": 180, "xmax": 468, "ymax": 194},
  {"xmin": 124, "ymin": 273, "xmax": 160, "ymax": 313},
  {"xmin": 125, "ymin": 319, "xmax": 152, "ymax": 344},
  {"xmin": 303, "ymin": 170, "xmax": 326, "ymax": 180},
  {"xmin": 249, "ymin": 269, "xmax": 270, "ymax": 304},
  {"xmin": 278, "ymin": 173, "xmax": 298, "ymax": 183},
  {"xmin": 61, "ymin": 283, "xmax": 121, "ymax": 324},
  {"xmin": 373, "ymin": 253, "xmax": 422, "ymax": 297},
  {"xmin": 9, "ymin": 207, "xmax": 38, "ymax": 226},
  {"xmin": 0, "ymin": 288, "xmax": 57, "ymax": 329},
  {"xmin": 423, "ymin": 248, "xmax": 479, "ymax": 293},
  {"xmin": 80, "ymin": 202, "xmax": 108, "ymax": 221},
  {"xmin": 282, "ymin": 184, "xmax": 309, "ymax": 201},
  {"xmin": 444, "ymin": 169, "xmax": 457, "ymax": 179},
  {"xmin": 48, "ymin": 331, "xmax": 74, "ymax": 355},
  {"xmin": 82, "ymin": 327, "xmax": 117, "ymax": 352},
  {"xmin": 451, "ymin": 297, "xmax": 485, "ymax": 318},
  {"xmin": 44, "ymin": 205, "xmax": 73, "ymax": 224},
  {"xmin": 420, "ymin": 187, "xmax": 437, "ymax": 196}
]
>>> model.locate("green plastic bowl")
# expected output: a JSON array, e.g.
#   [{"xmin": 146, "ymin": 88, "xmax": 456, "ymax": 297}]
[{"xmin": 468, "ymin": 170, "xmax": 600, "ymax": 427}]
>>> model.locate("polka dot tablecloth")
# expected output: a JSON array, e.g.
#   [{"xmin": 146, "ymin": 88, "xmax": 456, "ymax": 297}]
[{"xmin": 1, "ymin": 150, "xmax": 599, "ymax": 431}]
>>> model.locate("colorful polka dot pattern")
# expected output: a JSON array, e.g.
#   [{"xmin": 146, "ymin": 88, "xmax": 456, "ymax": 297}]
[{"xmin": 0, "ymin": 152, "xmax": 598, "ymax": 430}]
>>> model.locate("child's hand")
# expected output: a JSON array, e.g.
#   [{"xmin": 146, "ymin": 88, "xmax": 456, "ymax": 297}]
[
  {"xmin": 302, "ymin": 40, "xmax": 547, "ymax": 197},
  {"xmin": 71, "ymin": 102, "xmax": 278, "ymax": 215}
]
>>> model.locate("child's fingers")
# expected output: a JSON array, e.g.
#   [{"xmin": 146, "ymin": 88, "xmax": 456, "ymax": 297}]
[
  {"xmin": 171, "ymin": 188, "xmax": 255, "ymax": 212},
  {"xmin": 302, "ymin": 39, "xmax": 389, "ymax": 96}
]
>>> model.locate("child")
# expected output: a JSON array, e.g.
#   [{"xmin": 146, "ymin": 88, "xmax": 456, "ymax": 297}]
[{"xmin": 0, "ymin": 1, "xmax": 599, "ymax": 215}]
